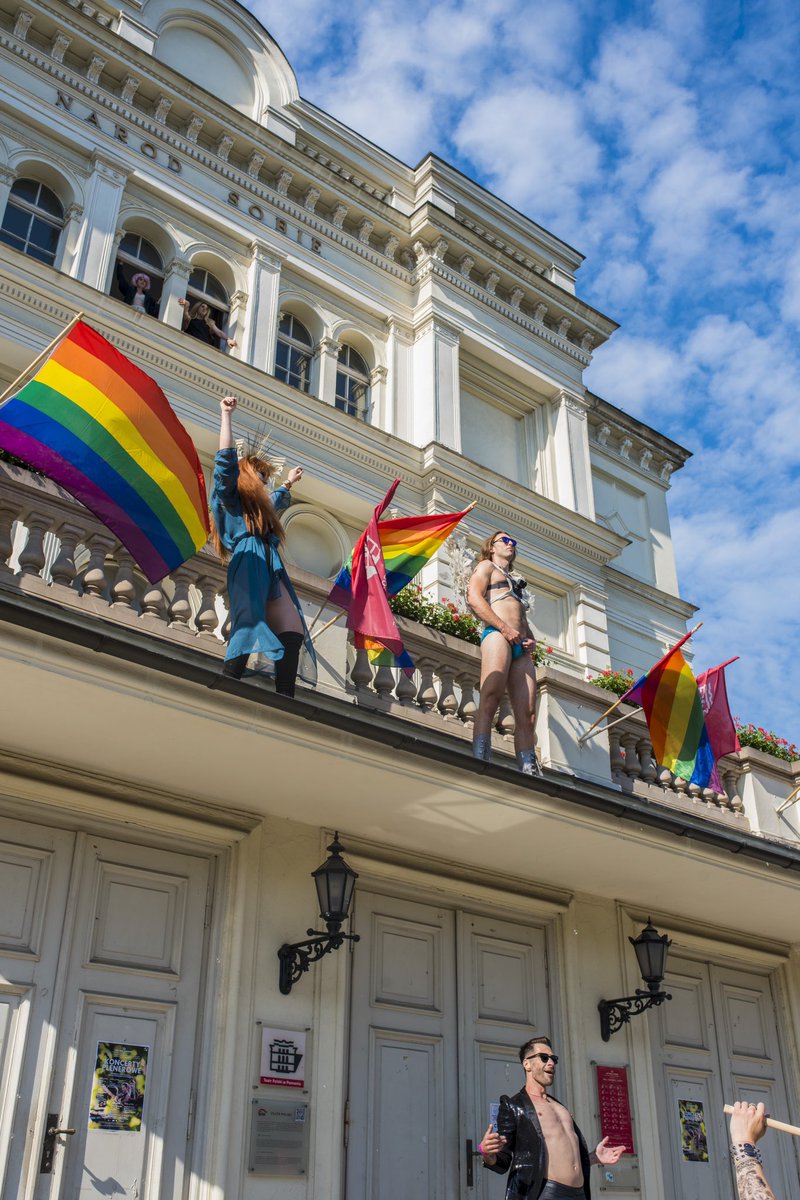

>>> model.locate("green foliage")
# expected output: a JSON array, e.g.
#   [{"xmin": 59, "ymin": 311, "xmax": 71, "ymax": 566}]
[
  {"xmin": 389, "ymin": 584, "xmax": 554, "ymax": 664},
  {"xmin": 586, "ymin": 667, "xmax": 636, "ymax": 698},
  {"xmin": 735, "ymin": 722, "xmax": 798, "ymax": 762}
]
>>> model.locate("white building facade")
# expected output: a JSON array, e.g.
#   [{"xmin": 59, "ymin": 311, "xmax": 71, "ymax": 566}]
[{"xmin": 0, "ymin": 1, "xmax": 799, "ymax": 1199}]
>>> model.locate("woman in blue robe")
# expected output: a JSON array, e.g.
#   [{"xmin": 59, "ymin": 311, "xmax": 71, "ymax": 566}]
[{"xmin": 210, "ymin": 395, "xmax": 317, "ymax": 695}]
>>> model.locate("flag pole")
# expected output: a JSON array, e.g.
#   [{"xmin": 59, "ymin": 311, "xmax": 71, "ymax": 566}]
[
  {"xmin": 0, "ymin": 312, "xmax": 85, "ymax": 407},
  {"xmin": 310, "ymin": 610, "xmax": 344, "ymax": 643},
  {"xmin": 777, "ymin": 782, "xmax": 800, "ymax": 814},
  {"xmin": 579, "ymin": 706, "xmax": 645, "ymax": 746},
  {"xmin": 578, "ymin": 622, "xmax": 703, "ymax": 744},
  {"xmin": 723, "ymin": 1105, "xmax": 800, "ymax": 1138}
]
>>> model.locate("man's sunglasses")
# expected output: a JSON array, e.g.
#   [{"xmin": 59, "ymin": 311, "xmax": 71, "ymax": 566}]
[
  {"xmin": 525, "ymin": 1052, "xmax": 559, "ymax": 1065},
  {"xmin": 493, "ymin": 536, "xmax": 517, "ymax": 547}
]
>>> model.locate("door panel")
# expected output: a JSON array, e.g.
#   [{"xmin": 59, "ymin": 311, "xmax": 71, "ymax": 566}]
[
  {"xmin": 346, "ymin": 893, "xmax": 552, "ymax": 1200},
  {"xmin": 0, "ymin": 817, "xmax": 211, "ymax": 1200}
]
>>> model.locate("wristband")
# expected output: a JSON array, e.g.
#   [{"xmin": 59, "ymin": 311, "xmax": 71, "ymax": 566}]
[
  {"xmin": 731, "ymin": 1143, "xmax": 762, "ymax": 1164},
  {"xmin": 478, "ymin": 1143, "xmax": 484, "ymax": 1155}
]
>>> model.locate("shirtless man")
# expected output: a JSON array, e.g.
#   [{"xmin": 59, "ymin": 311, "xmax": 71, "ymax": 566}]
[
  {"xmin": 467, "ymin": 530, "xmax": 540, "ymax": 774},
  {"xmin": 479, "ymin": 1037, "xmax": 625, "ymax": 1200}
]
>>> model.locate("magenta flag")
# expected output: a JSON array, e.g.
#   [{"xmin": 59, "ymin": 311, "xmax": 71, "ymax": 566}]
[
  {"xmin": 327, "ymin": 479, "xmax": 407, "ymax": 658},
  {"xmin": 696, "ymin": 658, "xmax": 740, "ymax": 792}
]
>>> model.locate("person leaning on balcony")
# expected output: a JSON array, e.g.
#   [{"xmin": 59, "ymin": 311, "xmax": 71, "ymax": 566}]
[
  {"xmin": 178, "ymin": 298, "xmax": 236, "ymax": 350},
  {"xmin": 729, "ymin": 1101, "xmax": 779, "ymax": 1200},
  {"xmin": 478, "ymin": 1036, "xmax": 626, "ymax": 1200},
  {"xmin": 209, "ymin": 395, "xmax": 317, "ymax": 696},
  {"xmin": 115, "ymin": 261, "xmax": 159, "ymax": 317},
  {"xmin": 467, "ymin": 530, "xmax": 541, "ymax": 775}
]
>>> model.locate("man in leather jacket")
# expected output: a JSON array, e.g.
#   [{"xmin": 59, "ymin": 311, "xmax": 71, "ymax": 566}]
[{"xmin": 479, "ymin": 1037, "xmax": 625, "ymax": 1199}]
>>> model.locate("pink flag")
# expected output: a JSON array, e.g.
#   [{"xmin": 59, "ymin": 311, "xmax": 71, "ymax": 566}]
[
  {"xmin": 328, "ymin": 479, "xmax": 407, "ymax": 657},
  {"xmin": 696, "ymin": 658, "xmax": 740, "ymax": 792}
]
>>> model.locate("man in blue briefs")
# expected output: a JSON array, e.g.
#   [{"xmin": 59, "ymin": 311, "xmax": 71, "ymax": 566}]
[{"xmin": 467, "ymin": 531, "xmax": 541, "ymax": 774}]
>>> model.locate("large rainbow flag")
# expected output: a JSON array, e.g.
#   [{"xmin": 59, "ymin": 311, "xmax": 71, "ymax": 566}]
[
  {"xmin": 622, "ymin": 631, "xmax": 715, "ymax": 786},
  {"xmin": 329, "ymin": 507, "xmax": 472, "ymax": 605},
  {"xmin": 0, "ymin": 318, "xmax": 209, "ymax": 583}
]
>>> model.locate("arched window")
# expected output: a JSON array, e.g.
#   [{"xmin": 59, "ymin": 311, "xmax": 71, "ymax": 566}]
[
  {"xmin": 112, "ymin": 232, "xmax": 165, "ymax": 315},
  {"xmin": 0, "ymin": 178, "xmax": 64, "ymax": 266},
  {"xmin": 182, "ymin": 267, "xmax": 232, "ymax": 350},
  {"xmin": 335, "ymin": 344, "xmax": 370, "ymax": 418},
  {"xmin": 275, "ymin": 313, "xmax": 312, "ymax": 392}
]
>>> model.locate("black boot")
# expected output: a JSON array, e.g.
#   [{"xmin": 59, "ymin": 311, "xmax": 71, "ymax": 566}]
[
  {"xmin": 275, "ymin": 631, "xmax": 304, "ymax": 697},
  {"xmin": 222, "ymin": 653, "xmax": 249, "ymax": 679}
]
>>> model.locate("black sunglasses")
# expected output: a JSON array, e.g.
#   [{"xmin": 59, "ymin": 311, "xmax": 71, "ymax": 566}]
[
  {"xmin": 493, "ymin": 536, "xmax": 517, "ymax": 547},
  {"xmin": 525, "ymin": 1052, "xmax": 559, "ymax": 1065}
]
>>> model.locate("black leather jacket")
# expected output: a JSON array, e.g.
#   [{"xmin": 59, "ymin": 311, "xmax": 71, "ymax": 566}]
[{"xmin": 484, "ymin": 1087, "xmax": 592, "ymax": 1199}]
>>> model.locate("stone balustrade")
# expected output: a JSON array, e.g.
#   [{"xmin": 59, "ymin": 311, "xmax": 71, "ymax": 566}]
[{"xmin": 1, "ymin": 460, "xmax": 798, "ymax": 843}]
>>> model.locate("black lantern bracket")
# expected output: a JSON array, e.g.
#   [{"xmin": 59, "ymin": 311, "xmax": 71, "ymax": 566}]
[
  {"xmin": 278, "ymin": 833, "xmax": 360, "ymax": 996},
  {"xmin": 598, "ymin": 919, "xmax": 673, "ymax": 1041}
]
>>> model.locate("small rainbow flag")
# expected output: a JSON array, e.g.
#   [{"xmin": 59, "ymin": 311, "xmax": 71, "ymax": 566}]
[
  {"xmin": 330, "ymin": 507, "xmax": 472, "ymax": 603},
  {"xmin": 0, "ymin": 318, "xmax": 209, "ymax": 583},
  {"xmin": 623, "ymin": 631, "xmax": 715, "ymax": 786},
  {"xmin": 355, "ymin": 632, "xmax": 416, "ymax": 674}
]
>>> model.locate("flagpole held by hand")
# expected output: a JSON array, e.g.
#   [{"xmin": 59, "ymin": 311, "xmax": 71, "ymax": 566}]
[{"xmin": 723, "ymin": 1104, "xmax": 800, "ymax": 1138}]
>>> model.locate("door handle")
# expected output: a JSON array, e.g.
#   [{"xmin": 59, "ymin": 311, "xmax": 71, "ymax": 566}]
[
  {"xmin": 39, "ymin": 1114, "xmax": 76, "ymax": 1174},
  {"xmin": 466, "ymin": 1138, "xmax": 483, "ymax": 1188}
]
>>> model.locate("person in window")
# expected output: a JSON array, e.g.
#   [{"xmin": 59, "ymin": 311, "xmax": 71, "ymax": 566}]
[
  {"xmin": 115, "ymin": 261, "xmax": 159, "ymax": 316},
  {"xmin": 210, "ymin": 395, "xmax": 317, "ymax": 697},
  {"xmin": 178, "ymin": 298, "xmax": 236, "ymax": 349}
]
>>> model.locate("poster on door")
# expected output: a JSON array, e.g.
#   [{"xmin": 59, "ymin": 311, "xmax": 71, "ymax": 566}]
[
  {"xmin": 88, "ymin": 1042, "xmax": 149, "ymax": 1131},
  {"xmin": 678, "ymin": 1099, "xmax": 709, "ymax": 1162}
]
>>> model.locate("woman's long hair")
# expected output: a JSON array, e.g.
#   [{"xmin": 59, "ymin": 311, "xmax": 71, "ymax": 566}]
[
  {"xmin": 210, "ymin": 455, "xmax": 285, "ymax": 561},
  {"xmin": 188, "ymin": 300, "xmax": 213, "ymax": 324}
]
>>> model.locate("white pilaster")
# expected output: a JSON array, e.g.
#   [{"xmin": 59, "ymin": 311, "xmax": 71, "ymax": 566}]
[
  {"xmin": 160, "ymin": 257, "xmax": 191, "ymax": 328},
  {"xmin": 550, "ymin": 390, "xmax": 595, "ymax": 518},
  {"xmin": 385, "ymin": 317, "xmax": 413, "ymax": 439},
  {"xmin": 242, "ymin": 242, "xmax": 283, "ymax": 372},
  {"xmin": 226, "ymin": 290, "xmax": 247, "ymax": 359},
  {"xmin": 411, "ymin": 316, "xmax": 461, "ymax": 449},
  {"xmin": 70, "ymin": 154, "xmax": 129, "ymax": 290},
  {"xmin": 315, "ymin": 337, "xmax": 340, "ymax": 405},
  {"xmin": 0, "ymin": 165, "xmax": 14, "ymax": 224},
  {"xmin": 573, "ymin": 583, "xmax": 611, "ymax": 671}
]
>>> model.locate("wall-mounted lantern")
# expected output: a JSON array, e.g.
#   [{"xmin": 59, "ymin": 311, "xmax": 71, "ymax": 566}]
[
  {"xmin": 278, "ymin": 833, "xmax": 360, "ymax": 995},
  {"xmin": 598, "ymin": 919, "xmax": 672, "ymax": 1041}
]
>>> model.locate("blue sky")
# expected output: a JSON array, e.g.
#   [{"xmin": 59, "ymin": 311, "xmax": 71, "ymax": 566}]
[{"xmin": 252, "ymin": 0, "xmax": 799, "ymax": 744}]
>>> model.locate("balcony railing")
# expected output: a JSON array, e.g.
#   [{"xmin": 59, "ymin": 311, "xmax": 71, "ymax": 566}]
[{"xmin": 1, "ymin": 459, "xmax": 798, "ymax": 845}]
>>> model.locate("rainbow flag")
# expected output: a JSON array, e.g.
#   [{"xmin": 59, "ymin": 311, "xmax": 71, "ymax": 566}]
[
  {"xmin": 355, "ymin": 632, "xmax": 415, "ymax": 674},
  {"xmin": 330, "ymin": 507, "xmax": 471, "ymax": 602},
  {"xmin": 0, "ymin": 319, "xmax": 209, "ymax": 583},
  {"xmin": 622, "ymin": 631, "xmax": 715, "ymax": 786}
]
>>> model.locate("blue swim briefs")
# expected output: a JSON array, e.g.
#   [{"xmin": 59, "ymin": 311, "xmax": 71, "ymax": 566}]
[{"xmin": 481, "ymin": 626, "xmax": 525, "ymax": 660}]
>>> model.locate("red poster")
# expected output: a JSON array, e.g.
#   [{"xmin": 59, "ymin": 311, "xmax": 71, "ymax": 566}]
[{"xmin": 595, "ymin": 1065, "xmax": 635, "ymax": 1154}]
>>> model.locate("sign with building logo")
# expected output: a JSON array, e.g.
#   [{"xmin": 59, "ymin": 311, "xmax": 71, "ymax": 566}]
[{"xmin": 259, "ymin": 1026, "xmax": 307, "ymax": 1088}]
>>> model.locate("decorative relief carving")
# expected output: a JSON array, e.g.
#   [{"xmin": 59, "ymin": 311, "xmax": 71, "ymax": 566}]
[
  {"xmin": 459, "ymin": 254, "xmax": 474, "ymax": 279},
  {"xmin": 639, "ymin": 448, "xmax": 653, "ymax": 470},
  {"xmin": 358, "ymin": 218, "xmax": 374, "ymax": 244},
  {"xmin": 619, "ymin": 437, "xmax": 633, "ymax": 459},
  {"xmin": 13, "ymin": 10, "xmax": 33, "ymax": 39},
  {"xmin": 166, "ymin": 257, "xmax": 192, "ymax": 280},
  {"xmin": 383, "ymin": 234, "xmax": 399, "ymax": 259},
  {"xmin": 275, "ymin": 169, "xmax": 293, "ymax": 194},
  {"xmin": 303, "ymin": 186, "xmax": 320, "ymax": 212},
  {"xmin": 557, "ymin": 317, "xmax": 571, "ymax": 338},
  {"xmin": 185, "ymin": 115, "xmax": 204, "ymax": 143},
  {"xmin": 247, "ymin": 151, "xmax": 264, "ymax": 178},
  {"xmin": 484, "ymin": 270, "xmax": 500, "ymax": 294},
  {"xmin": 216, "ymin": 133, "xmax": 234, "ymax": 161},
  {"xmin": 86, "ymin": 54, "xmax": 106, "ymax": 84},
  {"xmin": 120, "ymin": 75, "xmax": 139, "ymax": 104},
  {"xmin": 154, "ymin": 97, "xmax": 172, "ymax": 123},
  {"xmin": 580, "ymin": 331, "xmax": 594, "ymax": 351},
  {"xmin": 597, "ymin": 424, "xmax": 611, "ymax": 446},
  {"xmin": 660, "ymin": 461, "xmax": 674, "ymax": 482},
  {"xmin": 50, "ymin": 31, "xmax": 71, "ymax": 61},
  {"xmin": 533, "ymin": 303, "xmax": 547, "ymax": 323},
  {"xmin": 331, "ymin": 203, "xmax": 347, "ymax": 228},
  {"xmin": 509, "ymin": 287, "xmax": 524, "ymax": 310},
  {"xmin": 432, "ymin": 237, "xmax": 448, "ymax": 260},
  {"xmin": 412, "ymin": 239, "xmax": 430, "ymax": 265}
]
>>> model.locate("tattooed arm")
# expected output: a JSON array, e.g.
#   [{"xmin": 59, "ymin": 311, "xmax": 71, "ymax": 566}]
[{"xmin": 730, "ymin": 1101, "xmax": 778, "ymax": 1200}]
